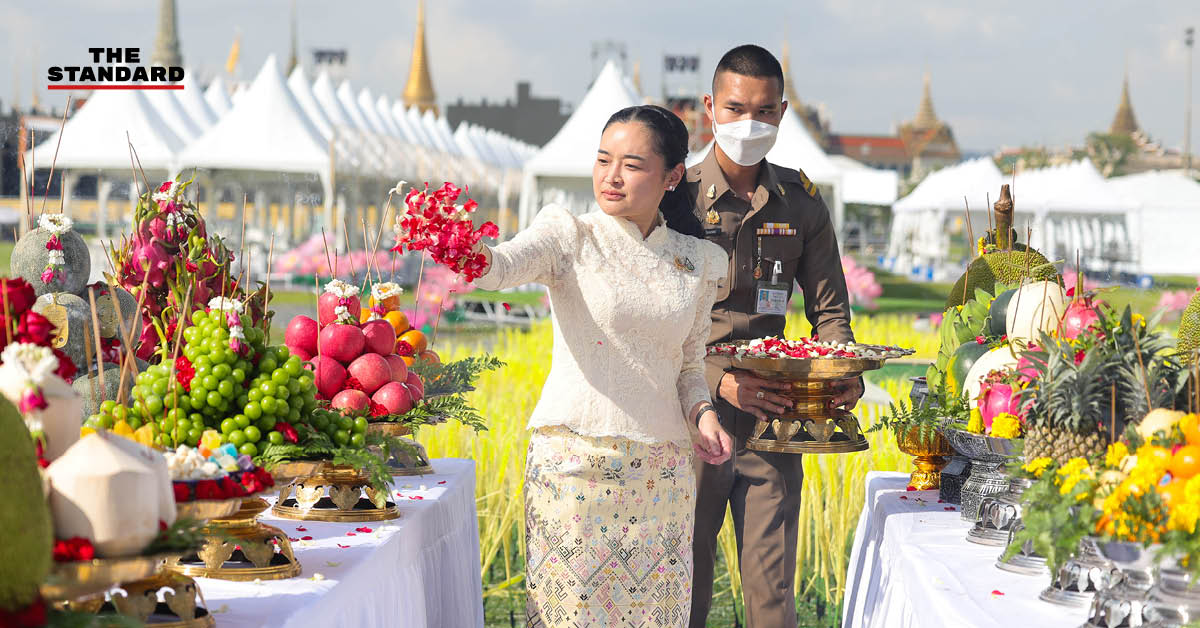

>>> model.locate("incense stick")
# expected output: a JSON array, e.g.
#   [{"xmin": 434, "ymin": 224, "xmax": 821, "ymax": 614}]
[
  {"xmin": 264, "ymin": 234, "xmax": 275, "ymax": 342},
  {"xmin": 1132, "ymin": 329, "xmax": 1152, "ymax": 410},
  {"xmin": 86, "ymin": 288, "xmax": 106, "ymax": 401},
  {"xmin": 38, "ymin": 95, "xmax": 72, "ymax": 218},
  {"xmin": 0, "ymin": 279, "xmax": 11, "ymax": 345},
  {"xmin": 164, "ymin": 285, "xmax": 193, "ymax": 441},
  {"xmin": 320, "ymin": 227, "xmax": 334, "ymax": 279},
  {"xmin": 82, "ymin": 316, "xmax": 98, "ymax": 405},
  {"xmin": 963, "ymin": 196, "xmax": 976, "ymax": 259}
]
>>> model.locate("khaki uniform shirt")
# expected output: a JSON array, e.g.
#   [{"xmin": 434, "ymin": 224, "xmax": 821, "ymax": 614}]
[{"xmin": 686, "ymin": 149, "xmax": 855, "ymax": 424}]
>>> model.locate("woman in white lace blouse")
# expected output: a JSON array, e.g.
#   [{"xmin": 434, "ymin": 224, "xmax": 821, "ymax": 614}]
[{"xmin": 474, "ymin": 105, "xmax": 732, "ymax": 627}]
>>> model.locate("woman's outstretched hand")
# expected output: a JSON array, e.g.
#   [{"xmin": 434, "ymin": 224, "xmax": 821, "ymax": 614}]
[{"xmin": 695, "ymin": 412, "xmax": 733, "ymax": 465}]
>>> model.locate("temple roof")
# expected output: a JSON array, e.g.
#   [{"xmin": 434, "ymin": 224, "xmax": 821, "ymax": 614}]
[
  {"xmin": 1109, "ymin": 74, "xmax": 1140, "ymax": 136},
  {"xmin": 911, "ymin": 72, "xmax": 939, "ymax": 130},
  {"xmin": 402, "ymin": 0, "xmax": 437, "ymax": 114}
]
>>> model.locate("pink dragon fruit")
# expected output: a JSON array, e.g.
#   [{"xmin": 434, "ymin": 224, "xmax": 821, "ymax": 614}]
[
  {"xmin": 1060, "ymin": 298, "xmax": 1102, "ymax": 340},
  {"xmin": 126, "ymin": 236, "xmax": 173, "ymax": 288}
]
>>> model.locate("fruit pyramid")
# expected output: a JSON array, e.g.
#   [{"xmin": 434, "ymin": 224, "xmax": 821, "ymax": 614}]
[
  {"xmin": 1179, "ymin": 289, "xmax": 1200, "ymax": 366},
  {"xmin": 945, "ymin": 184, "xmax": 1059, "ymax": 309}
]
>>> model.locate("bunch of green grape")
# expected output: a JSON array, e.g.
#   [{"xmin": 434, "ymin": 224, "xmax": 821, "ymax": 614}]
[
  {"xmin": 228, "ymin": 345, "xmax": 319, "ymax": 456},
  {"xmin": 308, "ymin": 407, "xmax": 369, "ymax": 449}
]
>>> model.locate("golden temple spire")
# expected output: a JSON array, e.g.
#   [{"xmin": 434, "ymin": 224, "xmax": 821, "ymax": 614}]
[
  {"xmin": 912, "ymin": 71, "xmax": 939, "ymax": 129},
  {"xmin": 1109, "ymin": 72, "xmax": 1140, "ymax": 136},
  {"xmin": 780, "ymin": 41, "xmax": 801, "ymax": 105},
  {"xmin": 402, "ymin": 0, "xmax": 437, "ymax": 114}
]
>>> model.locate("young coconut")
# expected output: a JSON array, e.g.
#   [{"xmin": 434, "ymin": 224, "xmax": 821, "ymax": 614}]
[
  {"xmin": 1006, "ymin": 280, "xmax": 1067, "ymax": 346},
  {"xmin": 0, "ymin": 343, "xmax": 82, "ymax": 462},
  {"xmin": 963, "ymin": 346, "xmax": 1020, "ymax": 411}
]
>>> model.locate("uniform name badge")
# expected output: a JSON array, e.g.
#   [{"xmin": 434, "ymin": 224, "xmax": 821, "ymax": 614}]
[{"xmin": 755, "ymin": 260, "xmax": 789, "ymax": 316}]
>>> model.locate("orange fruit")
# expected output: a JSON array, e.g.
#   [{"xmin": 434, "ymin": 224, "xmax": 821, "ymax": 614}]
[
  {"xmin": 1170, "ymin": 445, "xmax": 1200, "ymax": 479},
  {"xmin": 399, "ymin": 329, "xmax": 427, "ymax": 355},
  {"xmin": 401, "ymin": 355, "xmax": 415, "ymax": 367},
  {"xmin": 1160, "ymin": 478, "xmax": 1189, "ymax": 508},
  {"xmin": 384, "ymin": 311, "xmax": 410, "ymax": 336},
  {"xmin": 1143, "ymin": 445, "xmax": 1172, "ymax": 468},
  {"xmin": 418, "ymin": 350, "xmax": 441, "ymax": 366},
  {"xmin": 359, "ymin": 309, "xmax": 372, "ymax": 324},
  {"xmin": 1183, "ymin": 414, "xmax": 1200, "ymax": 446}
]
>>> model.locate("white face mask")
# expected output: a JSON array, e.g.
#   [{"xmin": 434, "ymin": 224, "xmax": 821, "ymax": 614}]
[{"xmin": 711, "ymin": 118, "xmax": 779, "ymax": 166}]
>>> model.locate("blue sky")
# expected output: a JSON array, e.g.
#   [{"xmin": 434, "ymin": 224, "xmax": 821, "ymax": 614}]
[{"xmin": 3, "ymin": 0, "xmax": 1198, "ymax": 152}]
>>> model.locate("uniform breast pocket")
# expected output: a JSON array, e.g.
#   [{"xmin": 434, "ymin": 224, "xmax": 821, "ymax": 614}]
[{"xmin": 760, "ymin": 237, "xmax": 803, "ymax": 287}]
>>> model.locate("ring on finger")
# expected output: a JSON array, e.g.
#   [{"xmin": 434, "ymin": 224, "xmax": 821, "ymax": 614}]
[{"xmin": 755, "ymin": 391, "xmax": 765, "ymax": 400}]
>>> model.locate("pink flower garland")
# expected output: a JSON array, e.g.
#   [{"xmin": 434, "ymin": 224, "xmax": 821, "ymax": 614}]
[{"xmin": 391, "ymin": 182, "xmax": 499, "ymax": 282}]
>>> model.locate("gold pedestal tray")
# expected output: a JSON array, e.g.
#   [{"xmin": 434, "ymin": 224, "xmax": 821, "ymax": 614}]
[
  {"xmin": 272, "ymin": 464, "xmax": 401, "ymax": 522},
  {"xmin": 367, "ymin": 422, "xmax": 434, "ymax": 476},
  {"xmin": 169, "ymin": 497, "xmax": 302, "ymax": 581},
  {"xmin": 896, "ymin": 426, "xmax": 954, "ymax": 490},
  {"xmin": 66, "ymin": 570, "xmax": 215, "ymax": 627},
  {"xmin": 42, "ymin": 553, "xmax": 176, "ymax": 602},
  {"xmin": 730, "ymin": 345, "xmax": 896, "ymax": 454}
]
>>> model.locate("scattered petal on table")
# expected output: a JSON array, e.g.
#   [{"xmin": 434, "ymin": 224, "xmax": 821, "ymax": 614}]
[
  {"xmin": 438, "ymin": 480, "xmax": 447, "ymax": 484},
  {"xmin": 253, "ymin": 578, "xmax": 263, "ymax": 586},
  {"xmin": 937, "ymin": 499, "xmax": 945, "ymax": 504},
  {"xmin": 991, "ymin": 590, "xmax": 1005, "ymax": 597},
  {"xmin": 355, "ymin": 527, "xmax": 373, "ymax": 533},
  {"xmin": 337, "ymin": 544, "xmax": 350, "ymax": 549},
  {"xmin": 346, "ymin": 532, "xmax": 356, "ymax": 536},
  {"xmin": 326, "ymin": 561, "xmax": 341, "ymax": 567},
  {"xmin": 288, "ymin": 537, "xmax": 300, "ymax": 542},
  {"xmin": 295, "ymin": 526, "xmax": 307, "ymax": 531},
  {"xmin": 944, "ymin": 507, "xmax": 956, "ymax": 511},
  {"xmin": 905, "ymin": 486, "xmax": 916, "ymax": 492},
  {"xmin": 301, "ymin": 536, "xmax": 313, "ymax": 541},
  {"xmin": 899, "ymin": 496, "xmax": 908, "ymax": 500},
  {"xmin": 408, "ymin": 495, "xmax": 425, "ymax": 500},
  {"xmin": 419, "ymin": 484, "xmax": 427, "ymax": 490},
  {"xmin": 310, "ymin": 573, "xmax": 325, "ymax": 582}
]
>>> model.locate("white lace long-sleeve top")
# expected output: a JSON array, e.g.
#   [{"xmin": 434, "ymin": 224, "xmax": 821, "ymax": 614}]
[{"xmin": 475, "ymin": 204, "xmax": 728, "ymax": 446}]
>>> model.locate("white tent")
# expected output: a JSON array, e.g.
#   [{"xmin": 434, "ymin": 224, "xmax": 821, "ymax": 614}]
[
  {"xmin": 204, "ymin": 75, "xmax": 232, "ymax": 117},
  {"xmin": 518, "ymin": 60, "xmax": 640, "ymax": 229},
  {"xmin": 336, "ymin": 81, "xmax": 371, "ymax": 131},
  {"xmin": 179, "ymin": 55, "xmax": 330, "ymax": 176},
  {"xmin": 145, "ymin": 90, "xmax": 203, "ymax": 144},
  {"xmin": 177, "ymin": 71, "xmax": 218, "ymax": 130},
  {"xmin": 829, "ymin": 155, "xmax": 899, "ymax": 206},
  {"xmin": 1110, "ymin": 171, "xmax": 1200, "ymax": 276},
  {"xmin": 28, "ymin": 89, "xmax": 183, "ymax": 171},
  {"xmin": 356, "ymin": 88, "xmax": 389, "ymax": 136},
  {"xmin": 887, "ymin": 158, "xmax": 1138, "ymax": 279}
]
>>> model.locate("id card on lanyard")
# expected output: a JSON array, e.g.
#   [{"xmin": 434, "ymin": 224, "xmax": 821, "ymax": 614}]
[{"xmin": 755, "ymin": 259, "xmax": 789, "ymax": 315}]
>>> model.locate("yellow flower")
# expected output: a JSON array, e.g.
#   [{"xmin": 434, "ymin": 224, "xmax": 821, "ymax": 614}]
[
  {"xmin": 1022, "ymin": 457, "xmax": 1053, "ymax": 478},
  {"xmin": 966, "ymin": 408, "xmax": 984, "ymax": 434},
  {"xmin": 976, "ymin": 236, "xmax": 988, "ymax": 256},
  {"xmin": 1057, "ymin": 457, "xmax": 1091, "ymax": 479},
  {"xmin": 1169, "ymin": 502, "xmax": 1200, "ymax": 534},
  {"xmin": 1132, "ymin": 313, "xmax": 1146, "ymax": 328},
  {"xmin": 1185, "ymin": 475, "xmax": 1200, "ymax": 505},
  {"xmin": 989, "ymin": 413, "xmax": 1023, "ymax": 439},
  {"xmin": 1105, "ymin": 442, "xmax": 1130, "ymax": 469}
]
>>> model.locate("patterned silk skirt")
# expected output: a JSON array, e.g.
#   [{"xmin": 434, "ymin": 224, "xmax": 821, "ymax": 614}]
[{"xmin": 525, "ymin": 426, "xmax": 696, "ymax": 628}]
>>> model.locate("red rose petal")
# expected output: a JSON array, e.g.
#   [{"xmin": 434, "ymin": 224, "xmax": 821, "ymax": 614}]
[
  {"xmin": 337, "ymin": 543, "xmax": 350, "ymax": 549},
  {"xmin": 295, "ymin": 526, "xmax": 307, "ymax": 532},
  {"xmin": 355, "ymin": 527, "xmax": 372, "ymax": 533},
  {"xmin": 944, "ymin": 507, "xmax": 956, "ymax": 511},
  {"xmin": 409, "ymin": 495, "xmax": 424, "ymax": 500},
  {"xmin": 288, "ymin": 537, "xmax": 299, "ymax": 542},
  {"xmin": 301, "ymin": 536, "xmax": 313, "ymax": 541},
  {"xmin": 899, "ymin": 496, "xmax": 908, "ymax": 500},
  {"xmin": 346, "ymin": 532, "xmax": 356, "ymax": 536},
  {"xmin": 502, "ymin": 303, "xmax": 511, "ymax": 312},
  {"xmin": 937, "ymin": 499, "xmax": 945, "ymax": 503},
  {"xmin": 991, "ymin": 589, "xmax": 1005, "ymax": 596},
  {"xmin": 438, "ymin": 480, "xmax": 446, "ymax": 485},
  {"xmin": 905, "ymin": 486, "xmax": 917, "ymax": 492}
]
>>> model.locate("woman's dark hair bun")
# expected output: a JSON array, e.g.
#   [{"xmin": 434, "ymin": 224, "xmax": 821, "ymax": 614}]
[{"xmin": 602, "ymin": 105, "xmax": 703, "ymax": 238}]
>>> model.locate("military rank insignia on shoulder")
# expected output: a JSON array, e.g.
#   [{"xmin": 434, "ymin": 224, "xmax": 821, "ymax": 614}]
[{"xmin": 795, "ymin": 168, "xmax": 819, "ymax": 199}]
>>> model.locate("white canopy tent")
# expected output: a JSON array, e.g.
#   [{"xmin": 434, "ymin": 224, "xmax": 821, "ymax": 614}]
[
  {"xmin": 887, "ymin": 158, "xmax": 1137, "ymax": 280},
  {"xmin": 518, "ymin": 60, "xmax": 640, "ymax": 230},
  {"xmin": 177, "ymin": 71, "xmax": 218, "ymax": 130},
  {"xmin": 145, "ymin": 90, "xmax": 203, "ymax": 145},
  {"xmin": 1110, "ymin": 171, "xmax": 1200, "ymax": 276},
  {"xmin": 829, "ymin": 155, "xmax": 899, "ymax": 207},
  {"xmin": 204, "ymin": 75, "xmax": 232, "ymax": 117}
]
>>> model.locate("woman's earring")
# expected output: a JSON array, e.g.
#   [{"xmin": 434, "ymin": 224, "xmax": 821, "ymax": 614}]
[{"xmin": 667, "ymin": 185, "xmax": 676, "ymax": 191}]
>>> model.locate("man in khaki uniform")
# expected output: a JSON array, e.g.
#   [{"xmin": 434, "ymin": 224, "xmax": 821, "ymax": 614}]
[{"xmin": 687, "ymin": 45, "xmax": 863, "ymax": 627}]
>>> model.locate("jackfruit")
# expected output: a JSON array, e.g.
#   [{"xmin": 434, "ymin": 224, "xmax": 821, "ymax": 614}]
[
  {"xmin": 945, "ymin": 184, "xmax": 1060, "ymax": 309},
  {"xmin": 0, "ymin": 397, "xmax": 53, "ymax": 611},
  {"xmin": 1179, "ymin": 290, "xmax": 1200, "ymax": 365}
]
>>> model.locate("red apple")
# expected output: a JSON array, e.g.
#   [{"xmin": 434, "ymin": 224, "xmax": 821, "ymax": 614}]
[
  {"xmin": 361, "ymin": 320, "xmax": 397, "ymax": 355},
  {"xmin": 331, "ymin": 389, "xmax": 370, "ymax": 413},
  {"xmin": 289, "ymin": 346, "xmax": 313, "ymax": 362},
  {"xmin": 417, "ymin": 350, "xmax": 440, "ymax": 366},
  {"xmin": 285, "ymin": 315, "xmax": 319, "ymax": 356},
  {"xmin": 384, "ymin": 354, "xmax": 409, "ymax": 383},
  {"xmin": 347, "ymin": 353, "xmax": 390, "ymax": 395},
  {"xmin": 318, "ymin": 324, "xmax": 366, "ymax": 364},
  {"xmin": 318, "ymin": 292, "xmax": 361, "ymax": 327},
  {"xmin": 404, "ymin": 371, "xmax": 424, "ymax": 402},
  {"xmin": 309, "ymin": 355, "xmax": 347, "ymax": 400},
  {"xmin": 372, "ymin": 381, "xmax": 413, "ymax": 415}
]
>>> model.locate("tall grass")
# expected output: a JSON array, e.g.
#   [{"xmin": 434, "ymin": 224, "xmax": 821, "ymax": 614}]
[{"xmin": 420, "ymin": 314, "xmax": 931, "ymax": 616}]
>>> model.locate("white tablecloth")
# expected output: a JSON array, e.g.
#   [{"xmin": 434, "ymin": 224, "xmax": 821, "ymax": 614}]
[
  {"xmin": 841, "ymin": 471, "xmax": 1089, "ymax": 628},
  {"xmin": 198, "ymin": 458, "xmax": 484, "ymax": 628}
]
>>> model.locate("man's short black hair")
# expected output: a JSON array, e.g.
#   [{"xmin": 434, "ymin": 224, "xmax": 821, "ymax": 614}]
[{"xmin": 713, "ymin": 45, "xmax": 784, "ymax": 97}]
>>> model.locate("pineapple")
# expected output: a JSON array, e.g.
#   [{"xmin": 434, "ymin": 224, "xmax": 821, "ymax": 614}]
[
  {"xmin": 1019, "ymin": 307, "xmax": 1187, "ymax": 465},
  {"xmin": 1178, "ymin": 290, "xmax": 1200, "ymax": 366}
]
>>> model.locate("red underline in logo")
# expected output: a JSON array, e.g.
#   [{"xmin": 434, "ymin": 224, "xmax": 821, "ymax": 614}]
[{"xmin": 46, "ymin": 84, "xmax": 184, "ymax": 90}]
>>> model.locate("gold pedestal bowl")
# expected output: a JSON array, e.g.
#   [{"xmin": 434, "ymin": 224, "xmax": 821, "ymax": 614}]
[
  {"xmin": 65, "ymin": 570, "xmax": 215, "ymax": 627},
  {"xmin": 42, "ymin": 553, "xmax": 177, "ymax": 603},
  {"xmin": 896, "ymin": 426, "xmax": 954, "ymax": 490},
  {"xmin": 169, "ymin": 496, "xmax": 302, "ymax": 581},
  {"xmin": 272, "ymin": 464, "xmax": 401, "ymax": 522},
  {"xmin": 728, "ymin": 345, "xmax": 905, "ymax": 454},
  {"xmin": 367, "ymin": 422, "xmax": 434, "ymax": 476}
]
